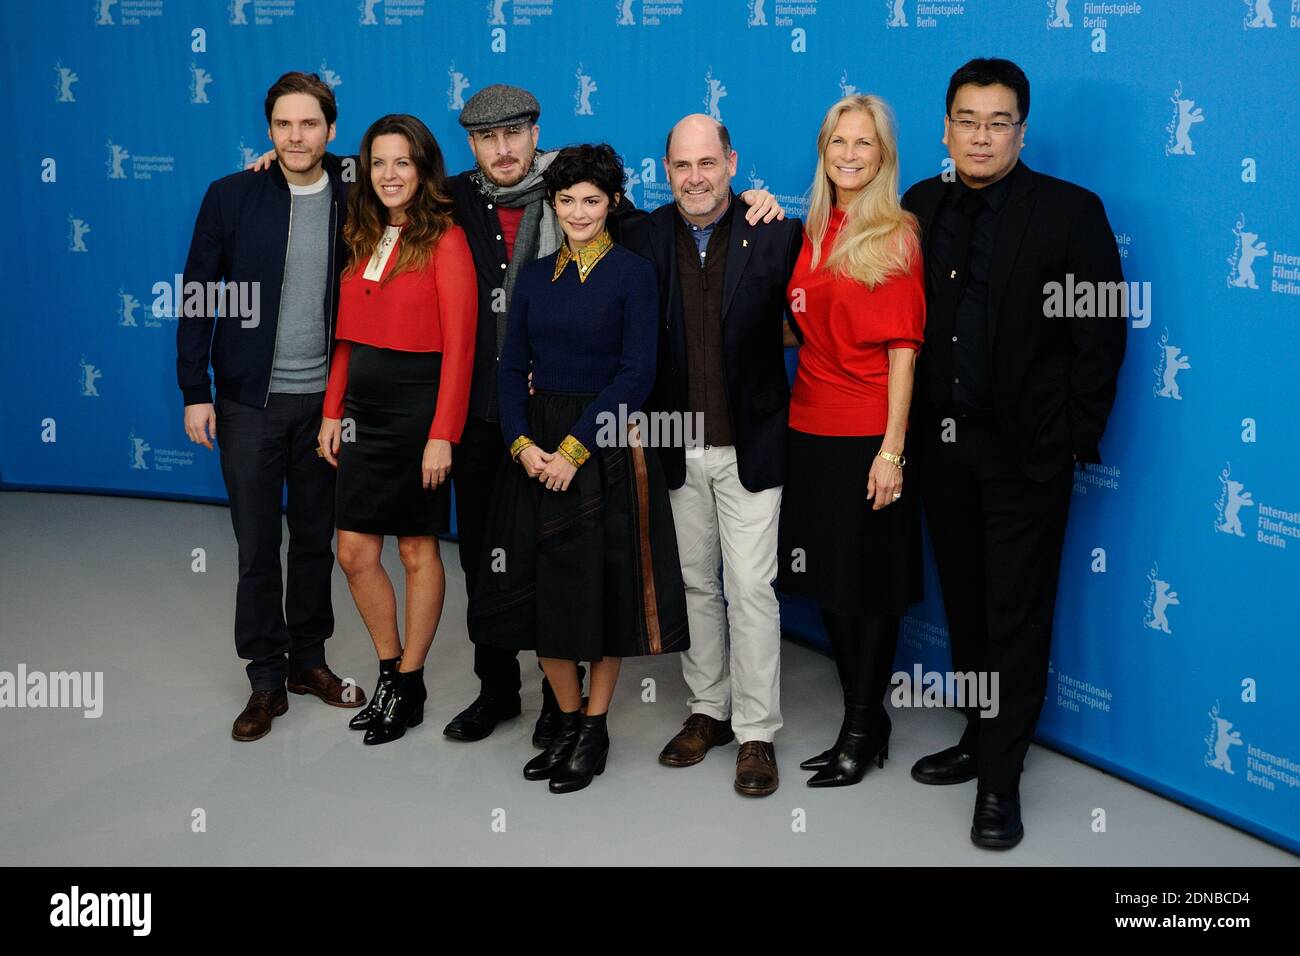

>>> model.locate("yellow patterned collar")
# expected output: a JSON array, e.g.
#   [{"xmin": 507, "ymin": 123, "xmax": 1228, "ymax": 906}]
[{"xmin": 552, "ymin": 230, "xmax": 614, "ymax": 283}]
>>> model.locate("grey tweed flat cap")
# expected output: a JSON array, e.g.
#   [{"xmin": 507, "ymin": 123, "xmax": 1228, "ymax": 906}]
[{"xmin": 458, "ymin": 84, "xmax": 541, "ymax": 132}]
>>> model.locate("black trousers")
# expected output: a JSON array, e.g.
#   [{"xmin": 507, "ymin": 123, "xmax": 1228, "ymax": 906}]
[
  {"xmin": 453, "ymin": 415, "xmax": 522, "ymax": 702},
  {"xmin": 215, "ymin": 392, "xmax": 336, "ymax": 690},
  {"xmin": 914, "ymin": 414, "xmax": 1074, "ymax": 794}
]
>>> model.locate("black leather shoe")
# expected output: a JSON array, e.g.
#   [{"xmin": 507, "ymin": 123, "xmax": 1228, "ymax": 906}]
[
  {"xmin": 533, "ymin": 666, "xmax": 586, "ymax": 748},
  {"xmin": 523, "ymin": 710, "xmax": 581, "ymax": 781},
  {"xmin": 806, "ymin": 705, "xmax": 889, "ymax": 788},
  {"xmin": 971, "ymin": 789, "xmax": 1024, "ymax": 849},
  {"xmin": 549, "ymin": 713, "xmax": 609, "ymax": 794},
  {"xmin": 442, "ymin": 694, "xmax": 523, "ymax": 742},
  {"xmin": 363, "ymin": 668, "xmax": 427, "ymax": 745},
  {"xmin": 349, "ymin": 656, "xmax": 400, "ymax": 731},
  {"xmin": 910, "ymin": 745, "xmax": 977, "ymax": 785},
  {"xmin": 799, "ymin": 694, "xmax": 854, "ymax": 771}
]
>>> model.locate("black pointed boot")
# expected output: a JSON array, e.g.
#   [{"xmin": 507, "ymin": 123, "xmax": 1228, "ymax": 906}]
[
  {"xmin": 800, "ymin": 692, "xmax": 855, "ymax": 770},
  {"xmin": 349, "ymin": 656, "xmax": 400, "ymax": 731},
  {"xmin": 363, "ymin": 667, "xmax": 426, "ymax": 745},
  {"xmin": 806, "ymin": 704, "xmax": 890, "ymax": 787}
]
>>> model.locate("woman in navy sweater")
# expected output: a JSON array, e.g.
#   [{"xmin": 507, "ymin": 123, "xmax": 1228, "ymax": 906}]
[{"xmin": 470, "ymin": 144, "xmax": 689, "ymax": 793}]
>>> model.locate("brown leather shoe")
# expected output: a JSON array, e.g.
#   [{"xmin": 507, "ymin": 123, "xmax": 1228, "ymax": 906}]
[
  {"xmin": 735, "ymin": 741, "xmax": 779, "ymax": 796},
  {"xmin": 659, "ymin": 713, "xmax": 735, "ymax": 767},
  {"xmin": 232, "ymin": 688, "xmax": 288, "ymax": 742},
  {"xmin": 287, "ymin": 665, "xmax": 366, "ymax": 708}
]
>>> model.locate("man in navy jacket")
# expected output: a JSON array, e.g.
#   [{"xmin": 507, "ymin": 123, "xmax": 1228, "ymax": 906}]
[
  {"xmin": 622, "ymin": 114, "xmax": 802, "ymax": 797},
  {"xmin": 178, "ymin": 72, "xmax": 363, "ymax": 741}
]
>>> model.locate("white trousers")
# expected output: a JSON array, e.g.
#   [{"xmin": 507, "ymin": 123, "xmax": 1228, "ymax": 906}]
[{"xmin": 669, "ymin": 445, "xmax": 783, "ymax": 743}]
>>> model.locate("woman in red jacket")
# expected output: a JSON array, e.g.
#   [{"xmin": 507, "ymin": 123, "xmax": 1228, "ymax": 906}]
[
  {"xmin": 777, "ymin": 94, "xmax": 925, "ymax": 786},
  {"xmin": 317, "ymin": 114, "xmax": 476, "ymax": 744}
]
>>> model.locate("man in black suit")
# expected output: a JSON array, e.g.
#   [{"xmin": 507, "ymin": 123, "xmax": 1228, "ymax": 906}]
[
  {"xmin": 623, "ymin": 115, "xmax": 802, "ymax": 797},
  {"xmin": 901, "ymin": 58, "xmax": 1126, "ymax": 847}
]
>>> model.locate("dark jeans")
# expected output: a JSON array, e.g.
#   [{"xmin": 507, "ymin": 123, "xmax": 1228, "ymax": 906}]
[
  {"xmin": 454, "ymin": 415, "xmax": 522, "ymax": 702},
  {"xmin": 216, "ymin": 392, "xmax": 336, "ymax": 690},
  {"xmin": 914, "ymin": 415, "xmax": 1074, "ymax": 795}
]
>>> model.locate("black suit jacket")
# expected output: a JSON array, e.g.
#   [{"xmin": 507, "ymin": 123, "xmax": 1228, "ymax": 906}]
[
  {"xmin": 901, "ymin": 161, "xmax": 1127, "ymax": 481},
  {"xmin": 621, "ymin": 196, "xmax": 803, "ymax": 492}
]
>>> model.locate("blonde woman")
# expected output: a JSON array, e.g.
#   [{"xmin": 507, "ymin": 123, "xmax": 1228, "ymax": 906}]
[{"xmin": 777, "ymin": 95, "xmax": 925, "ymax": 786}]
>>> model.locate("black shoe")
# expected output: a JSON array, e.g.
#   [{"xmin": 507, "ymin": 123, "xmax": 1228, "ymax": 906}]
[
  {"xmin": 442, "ymin": 693, "xmax": 523, "ymax": 742},
  {"xmin": 910, "ymin": 744, "xmax": 978, "ymax": 785},
  {"xmin": 533, "ymin": 667, "xmax": 586, "ymax": 748},
  {"xmin": 523, "ymin": 710, "xmax": 581, "ymax": 781},
  {"xmin": 971, "ymin": 789, "xmax": 1023, "ymax": 849},
  {"xmin": 799, "ymin": 694, "xmax": 854, "ymax": 771},
  {"xmin": 362, "ymin": 668, "xmax": 427, "ymax": 745},
  {"xmin": 348, "ymin": 656, "xmax": 400, "ymax": 731},
  {"xmin": 806, "ymin": 704, "xmax": 889, "ymax": 788},
  {"xmin": 549, "ymin": 713, "xmax": 609, "ymax": 794}
]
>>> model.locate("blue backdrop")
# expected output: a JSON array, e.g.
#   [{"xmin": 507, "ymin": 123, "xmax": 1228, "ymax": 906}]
[{"xmin": 1, "ymin": 0, "xmax": 1297, "ymax": 853}]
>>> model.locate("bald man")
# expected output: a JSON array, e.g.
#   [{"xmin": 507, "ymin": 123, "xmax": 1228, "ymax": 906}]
[{"xmin": 622, "ymin": 115, "xmax": 803, "ymax": 796}]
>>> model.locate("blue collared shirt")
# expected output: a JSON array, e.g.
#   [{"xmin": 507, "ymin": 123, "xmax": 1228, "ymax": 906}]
[{"xmin": 678, "ymin": 197, "xmax": 732, "ymax": 263}]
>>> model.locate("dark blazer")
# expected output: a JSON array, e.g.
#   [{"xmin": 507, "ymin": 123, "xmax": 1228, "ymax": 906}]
[
  {"xmin": 621, "ymin": 195, "xmax": 802, "ymax": 492},
  {"xmin": 447, "ymin": 165, "xmax": 643, "ymax": 424},
  {"xmin": 177, "ymin": 153, "xmax": 349, "ymax": 408},
  {"xmin": 901, "ymin": 161, "xmax": 1127, "ymax": 481}
]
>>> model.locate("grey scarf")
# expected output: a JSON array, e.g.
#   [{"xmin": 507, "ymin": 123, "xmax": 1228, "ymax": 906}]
[{"xmin": 472, "ymin": 149, "xmax": 562, "ymax": 354}]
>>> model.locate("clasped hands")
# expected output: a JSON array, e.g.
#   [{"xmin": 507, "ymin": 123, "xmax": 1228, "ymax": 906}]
[{"xmin": 518, "ymin": 444, "xmax": 576, "ymax": 492}]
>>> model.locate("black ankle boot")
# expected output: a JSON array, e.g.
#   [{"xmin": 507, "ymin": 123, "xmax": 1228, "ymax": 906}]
[
  {"xmin": 800, "ymin": 692, "xmax": 855, "ymax": 770},
  {"xmin": 363, "ymin": 667, "xmax": 426, "ymax": 745},
  {"xmin": 523, "ymin": 709, "xmax": 581, "ymax": 780},
  {"xmin": 806, "ymin": 704, "xmax": 889, "ymax": 787},
  {"xmin": 550, "ymin": 713, "xmax": 609, "ymax": 794},
  {"xmin": 533, "ymin": 665, "xmax": 586, "ymax": 748},
  {"xmin": 349, "ymin": 656, "xmax": 400, "ymax": 731}
]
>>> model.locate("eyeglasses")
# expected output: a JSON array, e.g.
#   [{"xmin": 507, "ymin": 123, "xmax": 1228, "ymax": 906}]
[{"xmin": 948, "ymin": 117, "xmax": 1022, "ymax": 136}]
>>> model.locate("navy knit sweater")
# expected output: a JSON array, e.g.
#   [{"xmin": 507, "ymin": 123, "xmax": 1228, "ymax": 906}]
[{"xmin": 498, "ymin": 242, "xmax": 659, "ymax": 454}]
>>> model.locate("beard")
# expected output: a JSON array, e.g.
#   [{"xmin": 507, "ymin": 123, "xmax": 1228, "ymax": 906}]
[
  {"xmin": 480, "ymin": 146, "xmax": 537, "ymax": 187},
  {"xmin": 677, "ymin": 184, "xmax": 726, "ymax": 217}
]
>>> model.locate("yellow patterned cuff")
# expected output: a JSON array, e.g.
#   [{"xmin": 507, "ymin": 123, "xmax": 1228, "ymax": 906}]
[
  {"xmin": 556, "ymin": 434, "xmax": 591, "ymax": 468},
  {"xmin": 509, "ymin": 435, "xmax": 535, "ymax": 461}
]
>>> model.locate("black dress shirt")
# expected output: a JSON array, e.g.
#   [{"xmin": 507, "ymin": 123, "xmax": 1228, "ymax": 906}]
[{"xmin": 922, "ymin": 169, "xmax": 1014, "ymax": 419}]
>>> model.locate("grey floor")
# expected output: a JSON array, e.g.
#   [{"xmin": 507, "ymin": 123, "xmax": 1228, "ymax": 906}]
[{"xmin": 1, "ymin": 491, "xmax": 1295, "ymax": 867}]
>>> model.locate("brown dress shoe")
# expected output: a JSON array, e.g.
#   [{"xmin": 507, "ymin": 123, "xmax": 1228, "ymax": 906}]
[
  {"xmin": 735, "ymin": 741, "xmax": 779, "ymax": 796},
  {"xmin": 659, "ymin": 713, "xmax": 735, "ymax": 767},
  {"xmin": 287, "ymin": 665, "xmax": 366, "ymax": 708},
  {"xmin": 232, "ymin": 688, "xmax": 288, "ymax": 742}
]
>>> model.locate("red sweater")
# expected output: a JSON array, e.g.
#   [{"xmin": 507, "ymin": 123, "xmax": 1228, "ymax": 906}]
[
  {"xmin": 497, "ymin": 205, "xmax": 525, "ymax": 259},
  {"xmin": 785, "ymin": 208, "xmax": 926, "ymax": 436},
  {"xmin": 324, "ymin": 224, "xmax": 477, "ymax": 443}
]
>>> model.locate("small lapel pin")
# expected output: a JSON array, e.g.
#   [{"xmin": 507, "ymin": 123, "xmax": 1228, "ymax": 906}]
[
  {"xmin": 742, "ymin": 239, "xmax": 748, "ymax": 248},
  {"xmin": 950, "ymin": 269, "xmax": 957, "ymax": 279}
]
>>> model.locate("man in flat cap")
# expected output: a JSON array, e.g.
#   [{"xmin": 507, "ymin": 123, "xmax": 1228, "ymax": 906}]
[
  {"xmin": 441, "ymin": 84, "xmax": 575, "ymax": 747},
  {"xmin": 442, "ymin": 84, "xmax": 787, "ymax": 747}
]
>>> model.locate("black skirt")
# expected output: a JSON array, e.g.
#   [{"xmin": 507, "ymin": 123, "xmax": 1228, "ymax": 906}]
[
  {"xmin": 335, "ymin": 344, "xmax": 450, "ymax": 537},
  {"xmin": 776, "ymin": 428, "xmax": 923, "ymax": 616},
  {"xmin": 468, "ymin": 391, "xmax": 690, "ymax": 662}
]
